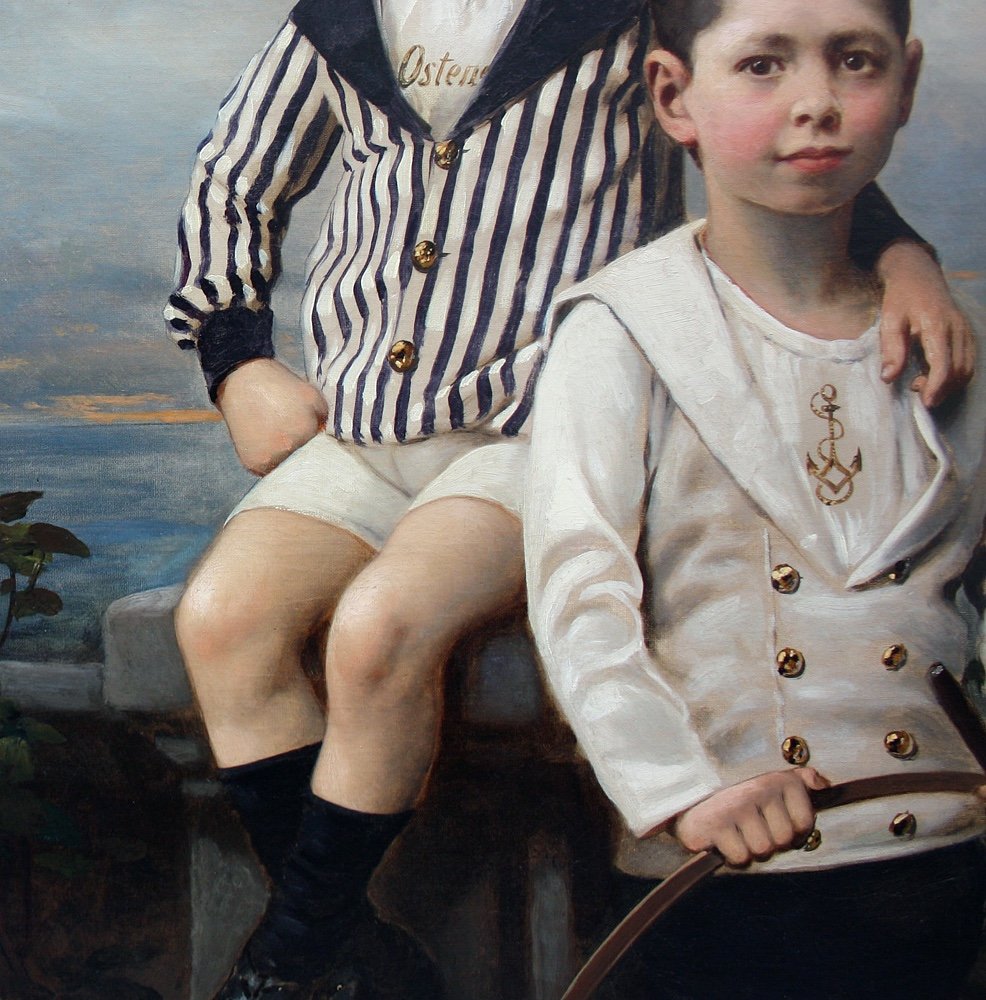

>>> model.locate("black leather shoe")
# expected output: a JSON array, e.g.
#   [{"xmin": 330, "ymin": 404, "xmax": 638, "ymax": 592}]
[
  {"xmin": 315, "ymin": 915, "xmax": 445, "ymax": 1000},
  {"xmin": 213, "ymin": 943, "xmax": 319, "ymax": 1000}
]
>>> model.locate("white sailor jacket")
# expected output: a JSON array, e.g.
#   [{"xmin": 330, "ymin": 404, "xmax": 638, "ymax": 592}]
[
  {"xmin": 165, "ymin": 0, "xmax": 679, "ymax": 444},
  {"xmin": 526, "ymin": 223, "xmax": 986, "ymax": 877}
]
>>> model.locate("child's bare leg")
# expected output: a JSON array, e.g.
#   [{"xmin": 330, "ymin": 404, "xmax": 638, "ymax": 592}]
[
  {"xmin": 206, "ymin": 497, "xmax": 522, "ymax": 997},
  {"xmin": 314, "ymin": 495, "xmax": 524, "ymax": 813},
  {"xmin": 175, "ymin": 508, "xmax": 374, "ymax": 767}
]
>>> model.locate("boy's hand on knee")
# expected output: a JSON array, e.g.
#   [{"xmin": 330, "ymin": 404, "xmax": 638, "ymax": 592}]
[
  {"xmin": 671, "ymin": 768, "xmax": 830, "ymax": 868},
  {"xmin": 876, "ymin": 242, "xmax": 975, "ymax": 408},
  {"xmin": 216, "ymin": 358, "xmax": 329, "ymax": 475}
]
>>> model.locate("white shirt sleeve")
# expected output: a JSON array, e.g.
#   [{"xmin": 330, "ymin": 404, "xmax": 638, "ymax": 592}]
[{"xmin": 525, "ymin": 298, "xmax": 722, "ymax": 838}]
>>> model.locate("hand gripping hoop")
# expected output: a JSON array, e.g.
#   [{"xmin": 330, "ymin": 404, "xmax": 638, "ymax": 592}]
[{"xmin": 560, "ymin": 664, "xmax": 986, "ymax": 1000}]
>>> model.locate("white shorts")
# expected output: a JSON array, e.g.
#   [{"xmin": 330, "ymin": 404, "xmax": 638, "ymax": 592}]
[{"xmin": 228, "ymin": 430, "xmax": 528, "ymax": 550}]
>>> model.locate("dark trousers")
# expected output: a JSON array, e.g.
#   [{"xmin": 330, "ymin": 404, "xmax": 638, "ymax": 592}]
[{"xmin": 598, "ymin": 841, "xmax": 986, "ymax": 1000}]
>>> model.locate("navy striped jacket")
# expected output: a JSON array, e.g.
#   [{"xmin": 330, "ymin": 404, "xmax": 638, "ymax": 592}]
[{"xmin": 165, "ymin": 0, "xmax": 683, "ymax": 443}]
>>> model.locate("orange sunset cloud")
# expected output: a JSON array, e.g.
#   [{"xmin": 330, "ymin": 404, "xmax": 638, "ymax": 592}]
[{"xmin": 31, "ymin": 393, "xmax": 220, "ymax": 424}]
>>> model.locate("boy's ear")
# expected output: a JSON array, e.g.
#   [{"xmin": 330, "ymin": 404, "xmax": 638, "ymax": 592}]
[
  {"xmin": 645, "ymin": 49, "xmax": 697, "ymax": 147},
  {"xmin": 897, "ymin": 38, "xmax": 923, "ymax": 128}
]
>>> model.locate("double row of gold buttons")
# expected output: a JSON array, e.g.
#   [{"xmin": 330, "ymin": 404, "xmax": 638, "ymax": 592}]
[
  {"xmin": 387, "ymin": 141, "xmax": 462, "ymax": 375},
  {"xmin": 770, "ymin": 562, "xmax": 919, "ymax": 848}
]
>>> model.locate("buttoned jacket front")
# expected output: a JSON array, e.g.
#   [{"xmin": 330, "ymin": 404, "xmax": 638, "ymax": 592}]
[
  {"xmin": 527, "ymin": 223, "xmax": 986, "ymax": 877},
  {"xmin": 165, "ymin": 0, "xmax": 680, "ymax": 444}
]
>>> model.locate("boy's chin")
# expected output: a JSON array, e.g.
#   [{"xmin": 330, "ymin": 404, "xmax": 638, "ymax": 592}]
[{"xmin": 754, "ymin": 188, "xmax": 864, "ymax": 219}]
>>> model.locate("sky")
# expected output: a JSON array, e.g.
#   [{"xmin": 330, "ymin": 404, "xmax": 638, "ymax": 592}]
[{"xmin": 1, "ymin": 1, "xmax": 984, "ymax": 426}]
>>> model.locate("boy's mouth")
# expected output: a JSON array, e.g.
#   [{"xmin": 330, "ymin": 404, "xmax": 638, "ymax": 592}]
[{"xmin": 778, "ymin": 146, "xmax": 852, "ymax": 174}]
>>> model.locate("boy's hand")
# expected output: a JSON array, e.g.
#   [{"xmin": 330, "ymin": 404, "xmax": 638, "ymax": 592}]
[
  {"xmin": 215, "ymin": 358, "xmax": 328, "ymax": 475},
  {"xmin": 877, "ymin": 242, "xmax": 975, "ymax": 408},
  {"xmin": 671, "ymin": 768, "xmax": 830, "ymax": 867}
]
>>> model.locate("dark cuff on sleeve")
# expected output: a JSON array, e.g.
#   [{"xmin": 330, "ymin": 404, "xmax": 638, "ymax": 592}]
[
  {"xmin": 196, "ymin": 307, "xmax": 276, "ymax": 401},
  {"xmin": 849, "ymin": 182, "xmax": 937, "ymax": 272}
]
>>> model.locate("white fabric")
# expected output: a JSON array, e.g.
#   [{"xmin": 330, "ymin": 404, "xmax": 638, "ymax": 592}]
[
  {"xmin": 229, "ymin": 430, "xmax": 527, "ymax": 548},
  {"xmin": 525, "ymin": 221, "xmax": 986, "ymax": 876},
  {"xmin": 377, "ymin": 0, "xmax": 523, "ymax": 136},
  {"xmin": 703, "ymin": 254, "xmax": 934, "ymax": 570}
]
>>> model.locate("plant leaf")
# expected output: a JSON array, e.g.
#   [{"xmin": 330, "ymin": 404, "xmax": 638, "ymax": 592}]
[
  {"xmin": 0, "ymin": 492, "xmax": 43, "ymax": 523},
  {"xmin": 0, "ymin": 521, "xmax": 31, "ymax": 541},
  {"xmin": 0, "ymin": 735, "xmax": 34, "ymax": 783},
  {"xmin": 27, "ymin": 523, "xmax": 91, "ymax": 558},
  {"xmin": 13, "ymin": 588, "xmax": 63, "ymax": 619},
  {"xmin": 0, "ymin": 549, "xmax": 45, "ymax": 577},
  {"xmin": 20, "ymin": 718, "xmax": 66, "ymax": 745}
]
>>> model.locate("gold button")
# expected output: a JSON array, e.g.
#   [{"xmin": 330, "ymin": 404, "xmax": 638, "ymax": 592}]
[
  {"xmin": 881, "ymin": 643, "xmax": 908, "ymax": 671},
  {"xmin": 887, "ymin": 559, "xmax": 911, "ymax": 585},
  {"xmin": 771, "ymin": 564, "xmax": 801, "ymax": 595},
  {"xmin": 776, "ymin": 647, "xmax": 806, "ymax": 679},
  {"xmin": 884, "ymin": 730, "xmax": 917, "ymax": 760},
  {"xmin": 803, "ymin": 828, "xmax": 822, "ymax": 852},
  {"xmin": 890, "ymin": 812, "xmax": 917, "ymax": 838},
  {"xmin": 433, "ymin": 140, "xmax": 460, "ymax": 169},
  {"xmin": 782, "ymin": 736, "xmax": 810, "ymax": 766},
  {"xmin": 387, "ymin": 340, "xmax": 417, "ymax": 373},
  {"xmin": 412, "ymin": 240, "xmax": 439, "ymax": 272}
]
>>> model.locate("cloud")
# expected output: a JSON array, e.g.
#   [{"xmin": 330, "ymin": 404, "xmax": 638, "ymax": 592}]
[{"xmin": 21, "ymin": 393, "xmax": 219, "ymax": 425}]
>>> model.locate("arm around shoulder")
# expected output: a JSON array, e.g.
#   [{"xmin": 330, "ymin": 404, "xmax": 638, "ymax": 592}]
[{"xmin": 850, "ymin": 184, "xmax": 976, "ymax": 405}]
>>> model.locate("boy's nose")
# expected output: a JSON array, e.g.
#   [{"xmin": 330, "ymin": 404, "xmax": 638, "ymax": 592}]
[{"xmin": 790, "ymin": 77, "xmax": 842, "ymax": 130}]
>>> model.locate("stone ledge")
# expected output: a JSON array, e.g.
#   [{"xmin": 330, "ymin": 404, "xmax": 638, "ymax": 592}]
[
  {"xmin": 102, "ymin": 585, "xmax": 546, "ymax": 725},
  {"xmin": 0, "ymin": 659, "xmax": 104, "ymax": 712},
  {"xmin": 103, "ymin": 584, "xmax": 192, "ymax": 712}
]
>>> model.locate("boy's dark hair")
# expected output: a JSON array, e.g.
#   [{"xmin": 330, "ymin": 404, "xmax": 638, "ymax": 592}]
[{"xmin": 652, "ymin": 0, "xmax": 911, "ymax": 67}]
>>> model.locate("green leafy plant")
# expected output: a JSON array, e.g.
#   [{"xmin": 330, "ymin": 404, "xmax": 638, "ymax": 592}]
[
  {"xmin": 0, "ymin": 697, "xmax": 90, "ymax": 996},
  {"xmin": 0, "ymin": 699, "xmax": 87, "ymax": 869},
  {"xmin": 0, "ymin": 491, "xmax": 90, "ymax": 653},
  {"xmin": 0, "ymin": 493, "xmax": 91, "ymax": 994}
]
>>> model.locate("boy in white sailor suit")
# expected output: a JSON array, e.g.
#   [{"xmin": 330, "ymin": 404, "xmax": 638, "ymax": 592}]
[
  {"xmin": 165, "ymin": 0, "xmax": 975, "ymax": 996},
  {"xmin": 526, "ymin": 0, "xmax": 986, "ymax": 997}
]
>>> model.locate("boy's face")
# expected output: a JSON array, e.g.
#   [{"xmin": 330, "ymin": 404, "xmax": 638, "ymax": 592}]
[{"xmin": 649, "ymin": 0, "xmax": 922, "ymax": 218}]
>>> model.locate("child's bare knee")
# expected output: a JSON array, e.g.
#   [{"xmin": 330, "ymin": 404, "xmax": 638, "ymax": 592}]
[
  {"xmin": 174, "ymin": 577, "xmax": 222, "ymax": 663},
  {"xmin": 176, "ymin": 569, "xmax": 271, "ymax": 666},
  {"xmin": 326, "ymin": 569, "xmax": 444, "ymax": 696}
]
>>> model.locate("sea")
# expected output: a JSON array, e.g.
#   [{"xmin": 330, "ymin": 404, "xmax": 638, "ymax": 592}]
[{"xmin": 0, "ymin": 421, "xmax": 255, "ymax": 663}]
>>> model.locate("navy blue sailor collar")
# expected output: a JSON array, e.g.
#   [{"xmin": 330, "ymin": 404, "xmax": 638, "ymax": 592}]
[{"xmin": 290, "ymin": 0, "xmax": 646, "ymax": 139}]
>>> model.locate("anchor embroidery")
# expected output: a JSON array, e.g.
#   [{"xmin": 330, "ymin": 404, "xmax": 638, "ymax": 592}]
[{"xmin": 806, "ymin": 384, "xmax": 862, "ymax": 506}]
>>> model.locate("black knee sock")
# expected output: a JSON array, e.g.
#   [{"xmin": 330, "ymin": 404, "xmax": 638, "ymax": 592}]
[
  {"xmin": 217, "ymin": 742, "xmax": 322, "ymax": 883},
  {"xmin": 250, "ymin": 792, "xmax": 412, "ymax": 978}
]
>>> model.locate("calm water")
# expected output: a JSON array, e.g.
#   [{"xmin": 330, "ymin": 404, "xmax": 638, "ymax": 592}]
[{"xmin": 0, "ymin": 421, "xmax": 254, "ymax": 662}]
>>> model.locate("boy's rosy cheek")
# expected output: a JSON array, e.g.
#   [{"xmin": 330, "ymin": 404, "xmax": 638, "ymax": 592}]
[
  {"xmin": 708, "ymin": 113, "xmax": 777, "ymax": 161},
  {"xmin": 847, "ymin": 97, "xmax": 901, "ymax": 144}
]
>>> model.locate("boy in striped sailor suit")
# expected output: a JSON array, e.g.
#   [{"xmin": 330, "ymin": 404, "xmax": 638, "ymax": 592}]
[
  {"xmin": 165, "ymin": 0, "xmax": 974, "ymax": 996},
  {"xmin": 526, "ymin": 0, "xmax": 986, "ymax": 996}
]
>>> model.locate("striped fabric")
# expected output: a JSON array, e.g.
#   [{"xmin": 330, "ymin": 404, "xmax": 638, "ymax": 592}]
[{"xmin": 165, "ymin": 2, "xmax": 682, "ymax": 444}]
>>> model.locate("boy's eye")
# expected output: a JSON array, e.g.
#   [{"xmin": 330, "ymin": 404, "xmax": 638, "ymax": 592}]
[
  {"xmin": 738, "ymin": 56, "xmax": 783, "ymax": 77},
  {"xmin": 841, "ymin": 50, "xmax": 880, "ymax": 73}
]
